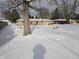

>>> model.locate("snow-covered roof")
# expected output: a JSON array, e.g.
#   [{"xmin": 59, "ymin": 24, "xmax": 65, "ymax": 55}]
[
  {"xmin": 30, "ymin": 19, "xmax": 50, "ymax": 21},
  {"xmin": 0, "ymin": 20, "xmax": 9, "ymax": 22},
  {"xmin": 17, "ymin": 19, "xmax": 51, "ymax": 21},
  {"xmin": 54, "ymin": 19, "xmax": 66, "ymax": 21},
  {"xmin": 17, "ymin": 19, "xmax": 67, "ymax": 22}
]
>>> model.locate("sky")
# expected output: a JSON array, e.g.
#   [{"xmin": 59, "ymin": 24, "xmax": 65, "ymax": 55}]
[{"xmin": 0, "ymin": 0, "xmax": 5, "ymax": 2}]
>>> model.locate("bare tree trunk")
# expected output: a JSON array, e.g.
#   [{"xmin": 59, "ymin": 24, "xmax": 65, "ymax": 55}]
[
  {"xmin": 23, "ymin": 1, "xmax": 31, "ymax": 35},
  {"xmin": 66, "ymin": 20, "xmax": 70, "ymax": 24},
  {"xmin": 66, "ymin": 18, "xmax": 70, "ymax": 24}
]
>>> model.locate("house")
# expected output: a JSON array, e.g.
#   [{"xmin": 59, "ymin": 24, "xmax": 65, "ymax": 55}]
[
  {"xmin": 53, "ymin": 19, "xmax": 67, "ymax": 24},
  {"xmin": 16, "ymin": 19, "xmax": 54, "ymax": 26},
  {"xmin": 30, "ymin": 19, "xmax": 54, "ymax": 25},
  {"xmin": 16, "ymin": 19, "xmax": 68, "ymax": 26},
  {"xmin": 69, "ymin": 19, "xmax": 78, "ymax": 24}
]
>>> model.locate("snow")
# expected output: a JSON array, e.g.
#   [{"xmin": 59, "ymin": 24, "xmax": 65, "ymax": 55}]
[
  {"xmin": 18, "ymin": 19, "xmax": 51, "ymax": 22},
  {"xmin": 30, "ymin": 19, "xmax": 50, "ymax": 21},
  {"xmin": 0, "ymin": 24, "xmax": 79, "ymax": 59},
  {"xmin": 0, "ymin": 20, "xmax": 9, "ymax": 22},
  {"xmin": 54, "ymin": 19, "xmax": 66, "ymax": 21}
]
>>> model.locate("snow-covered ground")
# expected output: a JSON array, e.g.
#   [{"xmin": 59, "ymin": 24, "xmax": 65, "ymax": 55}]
[{"xmin": 0, "ymin": 24, "xmax": 79, "ymax": 59}]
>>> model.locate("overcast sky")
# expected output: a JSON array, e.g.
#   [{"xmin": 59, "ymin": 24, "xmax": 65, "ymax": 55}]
[{"xmin": 0, "ymin": 0, "xmax": 5, "ymax": 2}]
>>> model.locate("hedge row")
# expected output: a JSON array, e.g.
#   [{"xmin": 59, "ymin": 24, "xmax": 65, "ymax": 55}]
[{"xmin": 0, "ymin": 21, "xmax": 8, "ymax": 29}]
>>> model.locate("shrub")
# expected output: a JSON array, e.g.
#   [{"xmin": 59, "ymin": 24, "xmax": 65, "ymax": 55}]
[
  {"xmin": 50, "ymin": 8, "xmax": 60, "ymax": 20},
  {"xmin": 2, "ymin": 9, "xmax": 20, "ymax": 23},
  {"xmin": 0, "ymin": 21, "xmax": 8, "ymax": 29}
]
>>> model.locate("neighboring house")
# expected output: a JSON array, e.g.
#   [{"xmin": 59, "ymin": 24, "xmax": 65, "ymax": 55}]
[
  {"xmin": 16, "ymin": 19, "xmax": 53, "ymax": 26},
  {"xmin": 16, "ymin": 19, "xmax": 68, "ymax": 26},
  {"xmin": 69, "ymin": 19, "xmax": 78, "ymax": 24},
  {"xmin": 11, "ymin": 18, "xmax": 79, "ymax": 26},
  {"xmin": 53, "ymin": 19, "xmax": 67, "ymax": 24},
  {"xmin": 30, "ymin": 19, "xmax": 53, "ymax": 25}
]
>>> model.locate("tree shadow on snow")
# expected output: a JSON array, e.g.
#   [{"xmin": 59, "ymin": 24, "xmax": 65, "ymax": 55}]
[
  {"xmin": 0, "ymin": 25, "xmax": 17, "ymax": 47},
  {"xmin": 33, "ymin": 44, "xmax": 46, "ymax": 59}
]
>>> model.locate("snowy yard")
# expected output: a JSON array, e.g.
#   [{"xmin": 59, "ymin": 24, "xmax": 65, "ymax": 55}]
[{"xmin": 0, "ymin": 24, "xmax": 79, "ymax": 59}]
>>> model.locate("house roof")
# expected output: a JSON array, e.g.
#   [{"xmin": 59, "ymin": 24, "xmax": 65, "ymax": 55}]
[
  {"xmin": 30, "ymin": 19, "xmax": 50, "ymax": 21},
  {"xmin": 17, "ymin": 19, "xmax": 67, "ymax": 22},
  {"xmin": 17, "ymin": 19, "xmax": 51, "ymax": 21},
  {"xmin": 54, "ymin": 19, "xmax": 66, "ymax": 21},
  {"xmin": 0, "ymin": 20, "xmax": 9, "ymax": 22}
]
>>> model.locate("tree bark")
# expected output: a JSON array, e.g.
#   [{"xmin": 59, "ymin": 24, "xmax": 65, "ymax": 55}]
[
  {"xmin": 23, "ymin": 1, "xmax": 31, "ymax": 35},
  {"xmin": 66, "ymin": 18, "xmax": 70, "ymax": 24}
]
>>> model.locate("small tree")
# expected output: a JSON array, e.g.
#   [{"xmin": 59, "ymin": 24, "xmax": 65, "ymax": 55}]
[
  {"xmin": 50, "ymin": 8, "xmax": 60, "ymax": 20},
  {"xmin": 2, "ymin": 9, "xmax": 20, "ymax": 23},
  {"xmin": 38, "ymin": 7, "xmax": 50, "ymax": 19},
  {"xmin": 53, "ymin": 0, "xmax": 79, "ymax": 23},
  {"xmin": 75, "ymin": 14, "xmax": 79, "ymax": 19}
]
